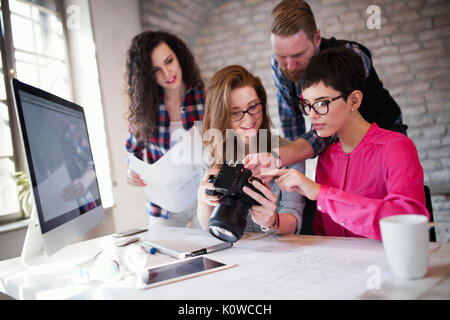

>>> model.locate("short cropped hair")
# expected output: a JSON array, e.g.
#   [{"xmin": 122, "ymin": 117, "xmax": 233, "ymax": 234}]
[
  {"xmin": 270, "ymin": 0, "xmax": 317, "ymax": 40},
  {"xmin": 299, "ymin": 47, "xmax": 365, "ymax": 101}
]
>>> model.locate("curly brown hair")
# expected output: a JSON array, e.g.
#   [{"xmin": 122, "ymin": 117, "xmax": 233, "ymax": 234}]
[{"xmin": 125, "ymin": 31, "xmax": 204, "ymax": 139}]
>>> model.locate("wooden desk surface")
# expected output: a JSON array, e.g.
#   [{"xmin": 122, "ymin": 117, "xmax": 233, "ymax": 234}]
[{"xmin": 0, "ymin": 227, "xmax": 449, "ymax": 300}]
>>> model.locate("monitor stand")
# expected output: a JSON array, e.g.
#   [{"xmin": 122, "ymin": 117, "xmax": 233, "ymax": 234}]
[{"xmin": 21, "ymin": 207, "xmax": 104, "ymax": 272}]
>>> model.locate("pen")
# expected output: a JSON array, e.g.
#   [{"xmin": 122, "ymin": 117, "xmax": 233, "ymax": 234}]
[
  {"xmin": 190, "ymin": 242, "xmax": 233, "ymax": 257},
  {"xmin": 140, "ymin": 241, "xmax": 186, "ymax": 259},
  {"xmin": 139, "ymin": 243, "xmax": 157, "ymax": 255}
]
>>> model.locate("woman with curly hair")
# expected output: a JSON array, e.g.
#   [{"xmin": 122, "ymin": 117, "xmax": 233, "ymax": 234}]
[{"xmin": 125, "ymin": 31, "xmax": 205, "ymax": 228}]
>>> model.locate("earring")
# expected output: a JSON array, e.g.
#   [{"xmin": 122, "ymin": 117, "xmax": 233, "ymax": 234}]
[{"xmin": 351, "ymin": 108, "xmax": 354, "ymax": 112}]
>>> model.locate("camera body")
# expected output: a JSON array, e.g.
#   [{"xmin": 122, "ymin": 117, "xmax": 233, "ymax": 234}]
[{"xmin": 206, "ymin": 163, "xmax": 265, "ymax": 242}]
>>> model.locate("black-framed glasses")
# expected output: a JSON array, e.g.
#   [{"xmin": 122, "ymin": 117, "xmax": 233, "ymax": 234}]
[
  {"xmin": 231, "ymin": 103, "xmax": 263, "ymax": 122},
  {"xmin": 298, "ymin": 95, "xmax": 343, "ymax": 116}
]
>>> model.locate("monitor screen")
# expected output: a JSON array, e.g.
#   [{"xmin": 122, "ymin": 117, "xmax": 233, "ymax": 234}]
[{"xmin": 13, "ymin": 79, "xmax": 102, "ymax": 234}]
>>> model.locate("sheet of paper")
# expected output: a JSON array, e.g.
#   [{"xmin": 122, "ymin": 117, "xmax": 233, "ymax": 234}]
[
  {"xmin": 137, "ymin": 228, "xmax": 374, "ymax": 298},
  {"xmin": 127, "ymin": 125, "xmax": 204, "ymax": 212},
  {"xmin": 135, "ymin": 244, "xmax": 391, "ymax": 300},
  {"xmin": 214, "ymin": 246, "xmax": 391, "ymax": 299}
]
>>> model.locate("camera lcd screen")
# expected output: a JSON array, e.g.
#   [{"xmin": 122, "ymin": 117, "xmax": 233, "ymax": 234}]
[{"xmin": 139, "ymin": 257, "xmax": 230, "ymax": 288}]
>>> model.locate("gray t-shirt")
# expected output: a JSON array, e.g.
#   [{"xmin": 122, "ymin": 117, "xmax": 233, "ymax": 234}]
[{"xmin": 243, "ymin": 160, "xmax": 305, "ymax": 234}]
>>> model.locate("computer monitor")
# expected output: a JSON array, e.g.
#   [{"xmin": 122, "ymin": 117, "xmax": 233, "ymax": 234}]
[{"xmin": 12, "ymin": 78, "xmax": 105, "ymax": 270}]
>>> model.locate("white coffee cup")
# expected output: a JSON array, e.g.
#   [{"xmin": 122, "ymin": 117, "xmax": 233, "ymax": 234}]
[{"xmin": 380, "ymin": 214, "xmax": 445, "ymax": 280}]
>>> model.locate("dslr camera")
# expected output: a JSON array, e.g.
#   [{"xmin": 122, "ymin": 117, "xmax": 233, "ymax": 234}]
[{"xmin": 206, "ymin": 163, "xmax": 266, "ymax": 242}]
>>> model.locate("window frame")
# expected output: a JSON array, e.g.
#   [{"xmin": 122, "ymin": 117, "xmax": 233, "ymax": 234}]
[
  {"xmin": 0, "ymin": 0, "xmax": 24, "ymax": 224},
  {"xmin": 0, "ymin": 0, "xmax": 74, "ymax": 225}
]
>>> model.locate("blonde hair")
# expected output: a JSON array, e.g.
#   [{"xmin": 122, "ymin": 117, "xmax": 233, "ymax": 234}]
[
  {"xmin": 270, "ymin": 0, "xmax": 317, "ymax": 41},
  {"xmin": 203, "ymin": 65, "xmax": 271, "ymax": 165}
]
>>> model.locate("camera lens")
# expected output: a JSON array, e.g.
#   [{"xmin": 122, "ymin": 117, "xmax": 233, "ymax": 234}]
[
  {"xmin": 206, "ymin": 164, "xmax": 267, "ymax": 243},
  {"xmin": 208, "ymin": 196, "xmax": 249, "ymax": 242},
  {"xmin": 209, "ymin": 226, "xmax": 236, "ymax": 241}
]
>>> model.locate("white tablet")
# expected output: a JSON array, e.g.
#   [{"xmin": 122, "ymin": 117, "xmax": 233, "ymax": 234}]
[{"xmin": 137, "ymin": 256, "xmax": 235, "ymax": 289}]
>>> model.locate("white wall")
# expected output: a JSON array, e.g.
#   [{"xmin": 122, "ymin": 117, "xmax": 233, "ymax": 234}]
[
  {"xmin": 85, "ymin": 0, "xmax": 148, "ymax": 239},
  {"xmin": 0, "ymin": 224, "xmax": 27, "ymax": 260}
]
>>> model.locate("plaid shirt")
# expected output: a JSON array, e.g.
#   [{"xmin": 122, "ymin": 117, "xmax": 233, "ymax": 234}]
[
  {"xmin": 271, "ymin": 40, "xmax": 371, "ymax": 156},
  {"xmin": 126, "ymin": 87, "xmax": 205, "ymax": 217}
]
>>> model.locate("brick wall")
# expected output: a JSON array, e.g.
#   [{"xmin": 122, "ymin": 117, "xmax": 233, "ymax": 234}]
[
  {"xmin": 140, "ymin": 0, "xmax": 280, "ymax": 124},
  {"xmin": 140, "ymin": 0, "xmax": 218, "ymax": 45},
  {"xmin": 140, "ymin": 0, "xmax": 450, "ymax": 240}
]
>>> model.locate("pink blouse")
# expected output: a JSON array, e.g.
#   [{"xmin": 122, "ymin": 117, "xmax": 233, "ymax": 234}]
[{"xmin": 314, "ymin": 123, "xmax": 429, "ymax": 241}]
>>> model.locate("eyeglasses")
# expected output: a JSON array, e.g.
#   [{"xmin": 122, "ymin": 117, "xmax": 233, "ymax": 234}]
[
  {"xmin": 231, "ymin": 103, "xmax": 263, "ymax": 122},
  {"xmin": 298, "ymin": 95, "xmax": 343, "ymax": 116}
]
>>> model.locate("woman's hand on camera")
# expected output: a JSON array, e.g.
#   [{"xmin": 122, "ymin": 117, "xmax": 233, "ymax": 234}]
[
  {"xmin": 127, "ymin": 166, "xmax": 146, "ymax": 187},
  {"xmin": 243, "ymin": 152, "xmax": 280, "ymax": 185},
  {"xmin": 261, "ymin": 168, "xmax": 320, "ymax": 201},
  {"xmin": 243, "ymin": 180, "xmax": 278, "ymax": 228},
  {"xmin": 197, "ymin": 168, "xmax": 222, "ymax": 207}
]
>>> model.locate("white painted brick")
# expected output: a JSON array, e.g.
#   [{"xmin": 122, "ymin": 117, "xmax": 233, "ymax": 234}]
[{"xmin": 423, "ymin": 126, "xmax": 446, "ymax": 138}]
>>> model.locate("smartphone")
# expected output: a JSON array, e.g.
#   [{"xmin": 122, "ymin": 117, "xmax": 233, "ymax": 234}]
[
  {"xmin": 137, "ymin": 256, "xmax": 235, "ymax": 289},
  {"xmin": 112, "ymin": 228, "xmax": 148, "ymax": 238}
]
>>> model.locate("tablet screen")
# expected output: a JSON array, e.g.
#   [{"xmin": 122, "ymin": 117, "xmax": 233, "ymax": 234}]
[{"xmin": 139, "ymin": 257, "xmax": 227, "ymax": 288}]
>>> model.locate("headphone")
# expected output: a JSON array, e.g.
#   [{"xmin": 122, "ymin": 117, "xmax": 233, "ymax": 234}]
[{"xmin": 71, "ymin": 244, "xmax": 148, "ymax": 284}]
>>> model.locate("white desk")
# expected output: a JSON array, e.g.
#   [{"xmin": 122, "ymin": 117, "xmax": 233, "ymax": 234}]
[{"xmin": 0, "ymin": 226, "xmax": 449, "ymax": 300}]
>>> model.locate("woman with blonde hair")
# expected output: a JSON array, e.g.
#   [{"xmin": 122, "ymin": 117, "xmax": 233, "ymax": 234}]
[{"xmin": 197, "ymin": 65, "xmax": 305, "ymax": 235}]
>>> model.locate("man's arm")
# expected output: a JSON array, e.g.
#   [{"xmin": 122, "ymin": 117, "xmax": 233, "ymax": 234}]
[
  {"xmin": 244, "ymin": 132, "xmax": 334, "ymax": 174},
  {"xmin": 278, "ymin": 137, "xmax": 314, "ymax": 167},
  {"xmin": 277, "ymin": 127, "xmax": 337, "ymax": 167},
  {"xmin": 243, "ymin": 136, "xmax": 314, "ymax": 179}
]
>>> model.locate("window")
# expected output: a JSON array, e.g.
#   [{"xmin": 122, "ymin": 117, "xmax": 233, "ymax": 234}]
[
  {"xmin": 0, "ymin": 0, "xmax": 114, "ymax": 225},
  {"xmin": 0, "ymin": 0, "xmax": 21, "ymax": 222},
  {"xmin": 9, "ymin": 0, "xmax": 71, "ymax": 100},
  {"xmin": 0, "ymin": 87, "xmax": 21, "ymax": 220}
]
